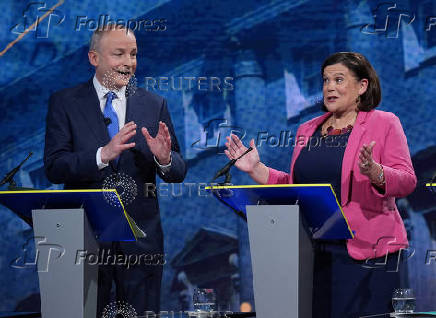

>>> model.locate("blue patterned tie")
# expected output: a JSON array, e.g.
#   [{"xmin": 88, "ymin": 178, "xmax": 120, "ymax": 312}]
[
  {"xmin": 103, "ymin": 92, "xmax": 120, "ymax": 165},
  {"xmin": 103, "ymin": 91, "xmax": 119, "ymax": 139}
]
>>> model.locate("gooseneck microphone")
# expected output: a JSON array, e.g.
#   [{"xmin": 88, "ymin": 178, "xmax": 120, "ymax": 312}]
[{"xmin": 212, "ymin": 147, "xmax": 253, "ymax": 182}]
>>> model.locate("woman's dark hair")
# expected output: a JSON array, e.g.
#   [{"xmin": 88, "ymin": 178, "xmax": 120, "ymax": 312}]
[{"xmin": 321, "ymin": 52, "xmax": 381, "ymax": 112}]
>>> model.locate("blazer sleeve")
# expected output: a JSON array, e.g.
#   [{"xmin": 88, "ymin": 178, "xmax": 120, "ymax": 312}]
[
  {"xmin": 43, "ymin": 93, "xmax": 102, "ymax": 184},
  {"xmin": 267, "ymin": 167, "xmax": 291, "ymax": 184},
  {"xmin": 155, "ymin": 98, "xmax": 187, "ymax": 183},
  {"xmin": 371, "ymin": 114, "xmax": 417, "ymax": 198}
]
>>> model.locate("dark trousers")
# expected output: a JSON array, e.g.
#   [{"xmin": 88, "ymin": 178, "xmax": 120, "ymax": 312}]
[
  {"xmin": 312, "ymin": 240, "xmax": 405, "ymax": 318},
  {"xmin": 96, "ymin": 243, "xmax": 163, "ymax": 317}
]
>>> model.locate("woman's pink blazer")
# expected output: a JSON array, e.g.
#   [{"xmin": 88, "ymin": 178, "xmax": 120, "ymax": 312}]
[{"xmin": 267, "ymin": 110, "xmax": 417, "ymax": 260}]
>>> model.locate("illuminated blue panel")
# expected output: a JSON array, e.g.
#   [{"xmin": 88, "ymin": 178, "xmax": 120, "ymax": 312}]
[
  {"xmin": 207, "ymin": 184, "xmax": 353, "ymax": 240},
  {"xmin": 0, "ymin": 190, "xmax": 136, "ymax": 242}
]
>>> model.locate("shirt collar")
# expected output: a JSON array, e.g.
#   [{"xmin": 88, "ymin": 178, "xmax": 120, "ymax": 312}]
[{"xmin": 93, "ymin": 75, "xmax": 126, "ymax": 100}]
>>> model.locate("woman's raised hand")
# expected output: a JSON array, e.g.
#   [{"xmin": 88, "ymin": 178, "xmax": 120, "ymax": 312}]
[{"xmin": 224, "ymin": 134, "xmax": 260, "ymax": 173}]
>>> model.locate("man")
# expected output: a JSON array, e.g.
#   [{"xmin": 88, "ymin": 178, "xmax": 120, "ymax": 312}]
[{"xmin": 44, "ymin": 24, "xmax": 186, "ymax": 316}]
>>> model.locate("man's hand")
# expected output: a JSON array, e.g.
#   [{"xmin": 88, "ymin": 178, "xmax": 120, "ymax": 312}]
[
  {"xmin": 142, "ymin": 121, "xmax": 171, "ymax": 165},
  {"xmin": 101, "ymin": 121, "xmax": 137, "ymax": 163}
]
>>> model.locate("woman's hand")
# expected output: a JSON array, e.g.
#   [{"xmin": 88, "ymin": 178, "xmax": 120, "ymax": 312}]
[
  {"xmin": 358, "ymin": 141, "xmax": 376, "ymax": 175},
  {"xmin": 225, "ymin": 134, "xmax": 260, "ymax": 173},
  {"xmin": 358, "ymin": 141, "xmax": 385, "ymax": 187},
  {"xmin": 224, "ymin": 134, "xmax": 270, "ymax": 184}
]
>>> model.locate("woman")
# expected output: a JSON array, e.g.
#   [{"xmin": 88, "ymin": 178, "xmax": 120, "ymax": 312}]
[{"xmin": 225, "ymin": 52, "xmax": 417, "ymax": 317}]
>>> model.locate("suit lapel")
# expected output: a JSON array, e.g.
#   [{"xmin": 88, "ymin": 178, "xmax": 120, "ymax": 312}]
[
  {"xmin": 117, "ymin": 89, "xmax": 141, "ymax": 168},
  {"xmin": 75, "ymin": 79, "xmax": 111, "ymax": 146},
  {"xmin": 125, "ymin": 90, "xmax": 135, "ymax": 125},
  {"xmin": 340, "ymin": 111, "xmax": 370, "ymax": 206}
]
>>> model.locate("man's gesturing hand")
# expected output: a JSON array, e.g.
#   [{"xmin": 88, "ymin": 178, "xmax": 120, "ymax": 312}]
[
  {"xmin": 142, "ymin": 121, "xmax": 172, "ymax": 165},
  {"xmin": 101, "ymin": 121, "xmax": 137, "ymax": 163}
]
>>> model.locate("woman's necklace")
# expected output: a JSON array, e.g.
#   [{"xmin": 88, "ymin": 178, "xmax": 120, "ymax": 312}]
[
  {"xmin": 323, "ymin": 112, "xmax": 357, "ymax": 136},
  {"xmin": 325, "ymin": 124, "xmax": 353, "ymax": 136}
]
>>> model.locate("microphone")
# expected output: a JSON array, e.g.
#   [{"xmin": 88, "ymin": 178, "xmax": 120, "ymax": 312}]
[
  {"xmin": 212, "ymin": 147, "xmax": 253, "ymax": 182},
  {"xmin": 0, "ymin": 152, "xmax": 33, "ymax": 187},
  {"xmin": 104, "ymin": 117, "xmax": 112, "ymax": 126}
]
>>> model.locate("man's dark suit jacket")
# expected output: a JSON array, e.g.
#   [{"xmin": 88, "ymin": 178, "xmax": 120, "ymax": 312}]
[{"xmin": 43, "ymin": 79, "xmax": 187, "ymax": 254}]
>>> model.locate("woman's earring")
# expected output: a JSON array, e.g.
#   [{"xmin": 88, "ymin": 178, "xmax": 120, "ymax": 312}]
[{"xmin": 355, "ymin": 95, "xmax": 361, "ymax": 105}]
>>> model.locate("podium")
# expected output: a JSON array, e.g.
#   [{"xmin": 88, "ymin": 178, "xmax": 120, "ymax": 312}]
[
  {"xmin": 207, "ymin": 184, "xmax": 354, "ymax": 318},
  {"xmin": 0, "ymin": 189, "xmax": 139, "ymax": 318}
]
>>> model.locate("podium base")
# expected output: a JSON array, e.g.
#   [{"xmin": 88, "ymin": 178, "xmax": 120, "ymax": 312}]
[
  {"xmin": 32, "ymin": 208, "xmax": 98, "ymax": 318},
  {"xmin": 247, "ymin": 205, "xmax": 314, "ymax": 318}
]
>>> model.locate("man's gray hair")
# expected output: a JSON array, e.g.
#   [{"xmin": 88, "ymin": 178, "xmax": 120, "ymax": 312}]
[{"xmin": 89, "ymin": 23, "xmax": 134, "ymax": 52}]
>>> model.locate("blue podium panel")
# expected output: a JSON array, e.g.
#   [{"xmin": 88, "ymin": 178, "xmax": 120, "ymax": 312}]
[
  {"xmin": 0, "ymin": 189, "xmax": 136, "ymax": 242},
  {"xmin": 207, "ymin": 184, "xmax": 353, "ymax": 240}
]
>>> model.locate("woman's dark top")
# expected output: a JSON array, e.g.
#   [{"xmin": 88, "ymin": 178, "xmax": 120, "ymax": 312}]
[{"xmin": 293, "ymin": 124, "xmax": 351, "ymax": 202}]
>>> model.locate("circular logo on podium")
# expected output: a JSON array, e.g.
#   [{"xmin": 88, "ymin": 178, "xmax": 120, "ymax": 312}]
[
  {"xmin": 102, "ymin": 172, "xmax": 138, "ymax": 207},
  {"xmin": 101, "ymin": 300, "xmax": 137, "ymax": 318}
]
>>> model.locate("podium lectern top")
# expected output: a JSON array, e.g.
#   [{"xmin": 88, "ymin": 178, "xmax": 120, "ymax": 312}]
[
  {"xmin": 0, "ymin": 189, "xmax": 137, "ymax": 242},
  {"xmin": 207, "ymin": 184, "xmax": 353, "ymax": 240}
]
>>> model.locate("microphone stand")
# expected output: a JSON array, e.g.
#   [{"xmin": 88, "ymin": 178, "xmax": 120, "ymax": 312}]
[
  {"xmin": 0, "ymin": 152, "xmax": 34, "ymax": 190},
  {"xmin": 211, "ymin": 147, "xmax": 253, "ymax": 185},
  {"xmin": 209, "ymin": 147, "xmax": 253, "ymax": 222}
]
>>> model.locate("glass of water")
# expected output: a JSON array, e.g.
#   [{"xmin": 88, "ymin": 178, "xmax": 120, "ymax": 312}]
[
  {"xmin": 392, "ymin": 288, "xmax": 416, "ymax": 313},
  {"xmin": 193, "ymin": 288, "xmax": 216, "ymax": 315}
]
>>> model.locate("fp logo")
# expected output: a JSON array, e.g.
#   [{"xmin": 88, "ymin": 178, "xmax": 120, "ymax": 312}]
[
  {"xmin": 361, "ymin": 236, "xmax": 414, "ymax": 272},
  {"xmin": 361, "ymin": 3, "xmax": 415, "ymax": 38},
  {"xmin": 191, "ymin": 118, "xmax": 246, "ymax": 153},
  {"xmin": 10, "ymin": 2, "xmax": 65, "ymax": 39},
  {"xmin": 10, "ymin": 236, "xmax": 65, "ymax": 272}
]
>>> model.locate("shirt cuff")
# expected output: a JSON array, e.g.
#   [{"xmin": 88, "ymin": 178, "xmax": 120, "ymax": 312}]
[
  {"xmin": 96, "ymin": 147, "xmax": 109, "ymax": 170},
  {"xmin": 154, "ymin": 153, "xmax": 172, "ymax": 175}
]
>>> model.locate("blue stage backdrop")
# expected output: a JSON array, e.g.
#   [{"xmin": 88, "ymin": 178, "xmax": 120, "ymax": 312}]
[{"xmin": 0, "ymin": 0, "xmax": 435, "ymax": 313}]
